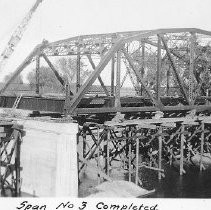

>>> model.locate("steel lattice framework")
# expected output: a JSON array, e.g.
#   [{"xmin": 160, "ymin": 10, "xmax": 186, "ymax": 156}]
[{"xmin": 1, "ymin": 28, "xmax": 211, "ymax": 117}]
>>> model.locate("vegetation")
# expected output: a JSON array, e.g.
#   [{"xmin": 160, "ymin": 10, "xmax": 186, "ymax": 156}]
[
  {"xmin": 131, "ymin": 41, "xmax": 211, "ymax": 97},
  {"xmin": 26, "ymin": 57, "xmax": 91, "ymax": 93},
  {"xmin": 4, "ymin": 73, "xmax": 23, "ymax": 84}
]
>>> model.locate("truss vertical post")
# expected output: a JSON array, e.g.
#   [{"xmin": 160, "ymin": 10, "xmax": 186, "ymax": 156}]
[
  {"xmin": 200, "ymin": 122, "xmax": 205, "ymax": 171},
  {"xmin": 35, "ymin": 55, "xmax": 40, "ymax": 94},
  {"xmin": 167, "ymin": 64, "xmax": 170, "ymax": 96},
  {"xmin": 82, "ymin": 127, "xmax": 86, "ymax": 158},
  {"xmin": 115, "ymin": 51, "xmax": 121, "ymax": 109},
  {"xmin": 15, "ymin": 130, "xmax": 21, "ymax": 197},
  {"xmin": 111, "ymin": 56, "xmax": 115, "ymax": 96},
  {"xmin": 158, "ymin": 127, "xmax": 163, "ymax": 179},
  {"xmin": 76, "ymin": 45, "xmax": 81, "ymax": 92},
  {"xmin": 123, "ymin": 49, "xmax": 161, "ymax": 107},
  {"xmin": 180, "ymin": 124, "xmax": 185, "ymax": 175},
  {"xmin": 189, "ymin": 33, "xmax": 196, "ymax": 104},
  {"xmin": 157, "ymin": 35, "xmax": 161, "ymax": 101},
  {"xmin": 141, "ymin": 41, "xmax": 145, "ymax": 95},
  {"xmin": 169, "ymin": 146, "xmax": 173, "ymax": 166}
]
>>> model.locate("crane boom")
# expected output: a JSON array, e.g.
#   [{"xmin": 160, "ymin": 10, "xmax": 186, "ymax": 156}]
[{"xmin": 0, "ymin": 0, "xmax": 43, "ymax": 73}]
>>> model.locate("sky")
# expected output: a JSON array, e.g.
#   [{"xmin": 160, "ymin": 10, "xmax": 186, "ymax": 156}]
[{"xmin": 0, "ymin": 0, "xmax": 211, "ymax": 83}]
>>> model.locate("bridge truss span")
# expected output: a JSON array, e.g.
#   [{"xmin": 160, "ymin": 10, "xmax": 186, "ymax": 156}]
[{"xmin": 1, "ymin": 28, "xmax": 211, "ymax": 118}]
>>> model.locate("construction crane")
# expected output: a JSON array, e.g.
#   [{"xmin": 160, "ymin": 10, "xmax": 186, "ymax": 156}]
[{"xmin": 0, "ymin": 0, "xmax": 44, "ymax": 73}]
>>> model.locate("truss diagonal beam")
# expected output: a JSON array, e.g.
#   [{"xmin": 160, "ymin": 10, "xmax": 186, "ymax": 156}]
[
  {"xmin": 86, "ymin": 54, "xmax": 110, "ymax": 96},
  {"xmin": 42, "ymin": 53, "xmax": 65, "ymax": 87},
  {"xmin": 160, "ymin": 35, "xmax": 189, "ymax": 104},
  {"xmin": 122, "ymin": 48, "xmax": 162, "ymax": 108},
  {"xmin": 144, "ymin": 39, "xmax": 187, "ymax": 62}
]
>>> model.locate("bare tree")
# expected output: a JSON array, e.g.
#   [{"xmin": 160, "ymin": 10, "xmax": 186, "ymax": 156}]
[
  {"xmin": 27, "ymin": 57, "xmax": 91, "ymax": 93},
  {"xmin": 4, "ymin": 73, "xmax": 23, "ymax": 84}
]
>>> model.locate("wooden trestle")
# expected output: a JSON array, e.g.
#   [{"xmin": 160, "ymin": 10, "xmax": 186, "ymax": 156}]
[
  {"xmin": 0, "ymin": 120, "xmax": 24, "ymax": 197},
  {"xmin": 77, "ymin": 115, "xmax": 211, "ymax": 186}
]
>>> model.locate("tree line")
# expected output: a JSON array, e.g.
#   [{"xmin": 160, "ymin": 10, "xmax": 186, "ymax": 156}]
[{"xmin": 3, "ymin": 43, "xmax": 211, "ymax": 96}]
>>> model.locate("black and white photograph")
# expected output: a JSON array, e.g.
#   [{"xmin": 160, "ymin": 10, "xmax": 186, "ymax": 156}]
[{"xmin": 0, "ymin": 0, "xmax": 211, "ymax": 209}]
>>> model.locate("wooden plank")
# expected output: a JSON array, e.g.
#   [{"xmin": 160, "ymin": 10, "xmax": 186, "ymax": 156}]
[
  {"xmin": 200, "ymin": 122, "xmax": 205, "ymax": 171},
  {"xmin": 136, "ymin": 123, "xmax": 157, "ymax": 130},
  {"xmin": 115, "ymin": 50, "xmax": 121, "ymax": 108},
  {"xmin": 180, "ymin": 124, "xmax": 185, "ymax": 175},
  {"xmin": 140, "ymin": 165, "xmax": 164, "ymax": 172},
  {"xmin": 75, "ymin": 104, "xmax": 211, "ymax": 114},
  {"xmin": 182, "ymin": 121, "xmax": 199, "ymax": 125},
  {"xmin": 135, "ymin": 137, "xmax": 139, "ymax": 185},
  {"xmin": 111, "ymin": 56, "xmax": 115, "ymax": 96},
  {"xmin": 161, "ymin": 122, "xmax": 176, "ymax": 128},
  {"xmin": 35, "ymin": 55, "xmax": 40, "ymax": 94}
]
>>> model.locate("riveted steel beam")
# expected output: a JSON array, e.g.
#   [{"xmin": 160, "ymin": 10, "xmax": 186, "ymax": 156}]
[
  {"xmin": 189, "ymin": 33, "xmax": 196, "ymax": 104},
  {"xmin": 76, "ymin": 45, "xmax": 81, "ymax": 92},
  {"xmin": 111, "ymin": 56, "xmax": 115, "ymax": 96},
  {"xmin": 115, "ymin": 50, "xmax": 121, "ymax": 109},
  {"xmin": 156, "ymin": 35, "xmax": 161, "ymax": 101}
]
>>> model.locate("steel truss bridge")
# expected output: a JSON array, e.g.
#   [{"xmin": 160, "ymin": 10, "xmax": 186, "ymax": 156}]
[
  {"xmin": 1, "ymin": 28, "xmax": 211, "ymax": 119},
  {"xmin": 2, "ymin": 28, "xmax": 211, "ymax": 193}
]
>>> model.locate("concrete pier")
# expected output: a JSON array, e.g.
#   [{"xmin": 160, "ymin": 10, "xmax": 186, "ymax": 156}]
[{"xmin": 18, "ymin": 119, "xmax": 78, "ymax": 197}]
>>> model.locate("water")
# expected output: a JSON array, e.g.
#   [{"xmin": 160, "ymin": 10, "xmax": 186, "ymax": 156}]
[{"xmin": 143, "ymin": 165, "xmax": 211, "ymax": 198}]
